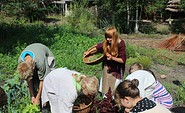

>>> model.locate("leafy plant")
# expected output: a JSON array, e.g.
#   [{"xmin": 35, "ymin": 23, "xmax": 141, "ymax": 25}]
[
  {"xmin": 126, "ymin": 55, "xmax": 152, "ymax": 69},
  {"xmin": 175, "ymin": 82, "xmax": 185, "ymax": 106},
  {"xmin": 2, "ymin": 73, "xmax": 39, "ymax": 112},
  {"xmin": 155, "ymin": 24, "xmax": 170, "ymax": 34},
  {"xmin": 0, "ymin": 14, "xmax": 185, "ymax": 112},
  {"xmin": 66, "ymin": 0, "xmax": 98, "ymax": 36},
  {"xmin": 22, "ymin": 104, "xmax": 40, "ymax": 113}
]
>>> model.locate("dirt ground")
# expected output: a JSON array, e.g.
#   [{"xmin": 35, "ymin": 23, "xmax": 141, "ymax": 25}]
[
  {"xmin": 124, "ymin": 37, "xmax": 185, "ymax": 83},
  {"xmin": 124, "ymin": 36, "xmax": 185, "ymax": 113}
]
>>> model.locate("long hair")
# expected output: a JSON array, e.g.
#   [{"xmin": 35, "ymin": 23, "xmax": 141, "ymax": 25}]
[{"xmin": 103, "ymin": 26, "xmax": 119, "ymax": 57}]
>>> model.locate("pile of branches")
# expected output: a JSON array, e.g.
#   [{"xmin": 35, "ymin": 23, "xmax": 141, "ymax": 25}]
[{"xmin": 157, "ymin": 34, "xmax": 185, "ymax": 51}]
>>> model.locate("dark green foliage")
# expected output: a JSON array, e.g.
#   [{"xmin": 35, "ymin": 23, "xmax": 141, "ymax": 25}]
[
  {"xmin": 180, "ymin": 0, "xmax": 185, "ymax": 9},
  {"xmin": 2, "ymin": 74, "xmax": 33, "ymax": 112},
  {"xmin": 66, "ymin": 0, "xmax": 100, "ymax": 37},
  {"xmin": 1, "ymin": 0, "xmax": 54, "ymax": 22},
  {"xmin": 0, "ymin": 19, "xmax": 184, "ymax": 112},
  {"xmin": 139, "ymin": 23, "xmax": 157, "ymax": 34},
  {"xmin": 0, "ymin": 21, "xmax": 57, "ymax": 54},
  {"xmin": 171, "ymin": 20, "xmax": 185, "ymax": 34}
]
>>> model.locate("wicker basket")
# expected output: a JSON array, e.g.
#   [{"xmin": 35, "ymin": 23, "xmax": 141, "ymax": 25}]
[
  {"xmin": 83, "ymin": 45, "xmax": 105, "ymax": 65},
  {"xmin": 73, "ymin": 95, "xmax": 92, "ymax": 113}
]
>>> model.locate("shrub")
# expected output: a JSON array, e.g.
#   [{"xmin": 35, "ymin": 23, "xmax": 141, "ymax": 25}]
[
  {"xmin": 22, "ymin": 104, "xmax": 40, "ymax": 113},
  {"xmin": 2, "ymin": 73, "xmax": 40, "ymax": 112},
  {"xmin": 155, "ymin": 24, "xmax": 170, "ymax": 34},
  {"xmin": 175, "ymin": 82, "xmax": 185, "ymax": 106},
  {"xmin": 139, "ymin": 23, "xmax": 157, "ymax": 34},
  {"xmin": 125, "ymin": 43, "xmax": 138, "ymax": 58},
  {"xmin": 126, "ymin": 56, "xmax": 152, "ymax": 69},
  {"xmin": 1, "ymin": 0, "xmax": 52, "ymax": 22},
  {"xmin": 171, "ymin": 20, "xmax": 185, "ymax": 34},
  {"xmin": 66, "ymin": 1, "xmax": 98, "ymax": 37}
]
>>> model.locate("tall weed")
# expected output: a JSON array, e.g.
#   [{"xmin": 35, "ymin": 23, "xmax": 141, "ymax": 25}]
[{"xmin": 66, "ymin": 1, "xmax": 99, "ymax": 37}]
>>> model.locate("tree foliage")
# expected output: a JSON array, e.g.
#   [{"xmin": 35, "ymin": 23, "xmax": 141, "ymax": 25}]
[
  {"xmin": 94, "ymin": 0, "xmax": 170, "ymax": 33},
  {"xmin": 1, "ymin": 0, "xmax": 52, "ymax": 22}
]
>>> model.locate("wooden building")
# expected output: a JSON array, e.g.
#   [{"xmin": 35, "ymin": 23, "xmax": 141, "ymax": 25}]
[
  {"xmin": 165, "ymin": 0, "xmax": 185, "ymax": 24},
  {"xmin": 52, "ymin": 0, "xmax": 94, "ymax": 16}
]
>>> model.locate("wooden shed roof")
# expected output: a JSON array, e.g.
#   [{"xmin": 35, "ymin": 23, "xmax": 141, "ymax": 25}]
[
  {"xmin": 166, "ymin": 0, "xmax": 184, "ymax": 12},
  {"xmin": 168, "ymin": 0, "xmax": 180, "ymax": 4}
]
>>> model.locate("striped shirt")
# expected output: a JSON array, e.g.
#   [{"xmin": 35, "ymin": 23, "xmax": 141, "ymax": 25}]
[{"xmin": 152, "ymin": 81, "xmax": 173, "ymax": 109}]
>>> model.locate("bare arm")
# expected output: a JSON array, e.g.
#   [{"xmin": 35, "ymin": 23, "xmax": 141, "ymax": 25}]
[
  {"xmin": 83, "ymin": 46, "xmax": 97, "ymax": 57},
  {"xmin": 36, "ymin": 80, "xmax": 43, "ymax": 100},
  {"xmin": 26, "ymin": 79, "xmax": 37, "ymax": 104},
  {"xmin": 26, "ymin": 79, "xmax": 35, "ymax": 98},
  {"xmin": 112, "ymin": 56, "xmax": 124, "ymax": 63},
  {"xmin": 106, "ymin": 53, "xmax": 124, "ymax": 63},
  {"xmin": 34, "ymin": 80, "xmax": 43, "ymax": 105}
]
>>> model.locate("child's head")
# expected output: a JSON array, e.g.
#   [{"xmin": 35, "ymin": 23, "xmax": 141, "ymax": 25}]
[
  {"xmin": 129, "ymin": 62, "xmax": 143, "ymax": 74},
  {"xmin": 103, "ymin": 26, "xmax": 119, "ymax": 57},
  {"xmin": 104, "ymin": 26, "xmax": 118, "ymax": 42},
  {"xmin": 79, "ymin": 76, "xmax": 99, "ymax": 96},
  {"xmin": 17, "ymin": 61, "xmax": 35, "ymax": 80},
  {"xmin": 115, "ymin": 79, "xmax": 139, "ymax": 108}
]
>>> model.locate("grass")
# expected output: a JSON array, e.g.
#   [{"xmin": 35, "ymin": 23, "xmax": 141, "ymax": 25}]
[
  {"xmin": 0, "ymin": 16, "xmax": 185, "ymax": 112},
  {"xmin": 0, "ymin": 20, "xmax": 104, "ymax": 112}
]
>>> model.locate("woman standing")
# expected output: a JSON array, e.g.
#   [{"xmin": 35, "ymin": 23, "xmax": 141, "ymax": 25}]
[{"xmin": 84, "ymin": 26, "xmax": 126, "ymax": 95}]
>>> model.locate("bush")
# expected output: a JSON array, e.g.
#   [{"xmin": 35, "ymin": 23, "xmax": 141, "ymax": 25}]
[
  {"xmin": 1, "ymin": 0, "xmax": 52, "ymax": 22},
  {"xmin": 171, "ymin": 20, "xmax": 185, "ymax": 34},
  {"xmin": 126, "ymin": 56, "xmax": 152, "ymax": 69},
  {"xmin": 2, "ymin": 73, "xmax": 37, "ymax": 112},
  {"xmin": 139, "ymin": 23, "xmax": 157, "ymax": 34},
  {"xmin": 174, "ymin": 82, "xmax": 185, "ymax": 106},
  {"xmin": 66, "ymin": 1, "xmax": 99, "ymax": 37},
  {"xmin": 155, "ymin": 24, "xmax": 170, "ymax": 34},
  {"xmin": 125, "ymin": 43, "xmax": 138, "ymax": 58}
]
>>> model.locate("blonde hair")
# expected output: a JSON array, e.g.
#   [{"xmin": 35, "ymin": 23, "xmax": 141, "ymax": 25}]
[
  {"xmin": 83, "ymin": 76, "xmax": 99, "ymax": 94},
  {"xmin": 129, "ymin": 62, "xmax": 143, "ymax": 74},
  {"xmin": 103, "ymin": 26, "xmax": 119, "ymax": 57},
  {"xmin": 73, "ymin": 74, "xmax": 99, "ymax": 95},
  {"xmin": 17, "ymin": 62, "xmax": 34, "ymax": 80}
]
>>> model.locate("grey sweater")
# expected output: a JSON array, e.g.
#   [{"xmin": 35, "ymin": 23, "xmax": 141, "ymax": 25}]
[{"xmin": 18, "ymin": 43, "xmax": 55, "ymax": 80}]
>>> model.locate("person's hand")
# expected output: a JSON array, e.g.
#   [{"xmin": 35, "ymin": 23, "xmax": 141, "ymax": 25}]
[
  {"xmin": 124, "ymin": 108, "xmax": 131, "ymax": 113},
  {"xmin": 106, "ymin": 53, "xmax": 113, "ymax": 60},
  {"xmin": 31, "ymin": 96, "xmax": 40, "ymax": 105},
  {"xmin": 31, "ymin": 96, "xmax": 36, "ymax": 104},
  {"xmin": 34, "ymin": 97, "xmax": 40, "ymax": 105}
]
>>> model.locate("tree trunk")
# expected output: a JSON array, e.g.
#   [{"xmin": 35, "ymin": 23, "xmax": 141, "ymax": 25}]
[
  {"xmin": 127, "ymin": 1, "xmax": 130, "ymax": 30},
  {"xmin": 135, "ymin": 0, "xmax": 139, "ymax": 33}
]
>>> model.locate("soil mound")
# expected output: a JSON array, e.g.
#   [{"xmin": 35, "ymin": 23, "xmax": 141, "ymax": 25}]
[{"xmin": 157, "ymin": 34, "xmax": 185, "ymax": 51}]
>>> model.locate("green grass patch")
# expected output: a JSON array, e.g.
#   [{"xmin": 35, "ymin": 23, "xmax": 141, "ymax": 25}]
[{"xmin": 0, "ymin": 18, "xmax": 185, "ymax": 112}]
